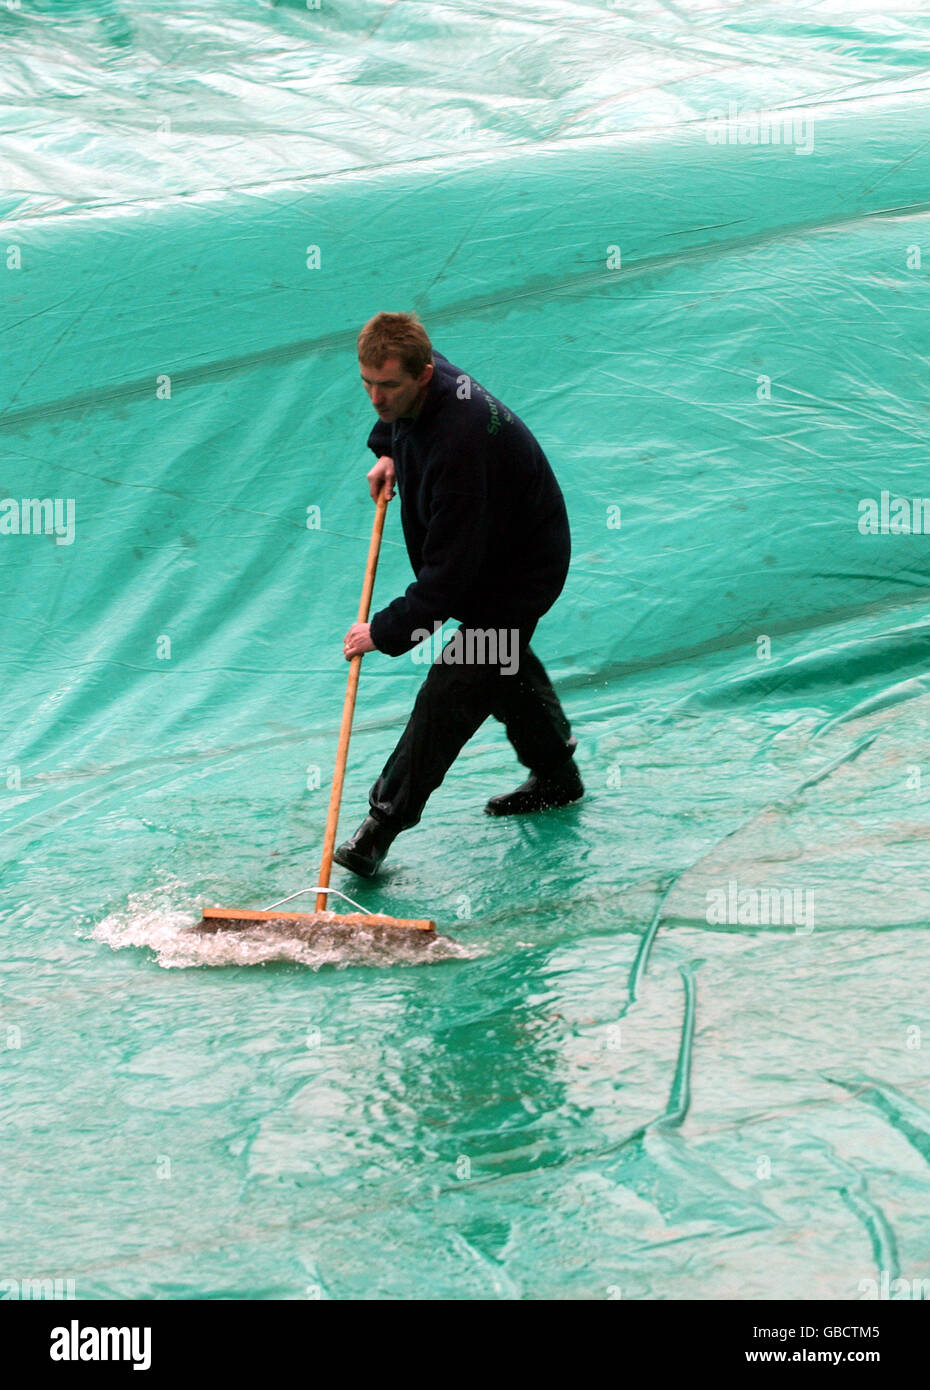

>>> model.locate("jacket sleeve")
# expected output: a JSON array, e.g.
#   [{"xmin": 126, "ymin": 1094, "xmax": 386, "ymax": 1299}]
[
  {"xmin": 370, "ymin": 466, "xmax": 489, "ymax": 657},
  {"xmin": 366, "ymin": 419, "xmax": 394, "ymax": 458}
]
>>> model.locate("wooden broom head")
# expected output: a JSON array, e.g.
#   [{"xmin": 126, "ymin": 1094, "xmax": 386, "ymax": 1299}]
[{"xmin": 197, "ymin": 907, "xmax": 436, "ymax": 935}]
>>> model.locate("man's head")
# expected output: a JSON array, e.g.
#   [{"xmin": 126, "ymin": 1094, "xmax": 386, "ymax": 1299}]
[{"xmin": 358, "ymin": 311, "xmax": 434, "ymax": 423}]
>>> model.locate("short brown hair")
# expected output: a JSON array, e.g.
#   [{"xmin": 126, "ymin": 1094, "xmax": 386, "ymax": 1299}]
[{"xmin": 357, "ymin": 311, "xmax": 433, "ymax": 377}]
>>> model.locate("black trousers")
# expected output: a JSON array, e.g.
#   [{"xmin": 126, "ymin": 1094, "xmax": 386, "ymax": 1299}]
[{"xmin": 368, "ymin": 623, "xmax": 575, "ymax": 831}]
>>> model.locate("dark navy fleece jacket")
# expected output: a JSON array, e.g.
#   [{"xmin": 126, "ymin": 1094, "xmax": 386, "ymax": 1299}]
[{"xmin": 366, "ymin": 351, "xmax": 571, "ymax": 657}]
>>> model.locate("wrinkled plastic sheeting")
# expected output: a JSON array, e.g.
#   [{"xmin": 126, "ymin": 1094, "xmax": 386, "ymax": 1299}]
[{"xmin": 3, "ymin": 0, "xmax": 930, "ymax": 1299}]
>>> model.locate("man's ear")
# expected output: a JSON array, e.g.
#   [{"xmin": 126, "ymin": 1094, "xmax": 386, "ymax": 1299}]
[{"xmin": 419, "ymin": 361, "xmax": 434, "ymax": 388}]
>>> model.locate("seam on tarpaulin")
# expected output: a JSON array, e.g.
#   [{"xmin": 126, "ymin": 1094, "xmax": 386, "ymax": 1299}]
[{"xmin": 6, "ymin": 196, "xmax": 930, "ymax": 428}]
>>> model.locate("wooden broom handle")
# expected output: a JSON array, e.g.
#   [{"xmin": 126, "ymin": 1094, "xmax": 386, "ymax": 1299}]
[{"xmin": 316, "ymin": 483, "xmax": 390, "ymax": 909}]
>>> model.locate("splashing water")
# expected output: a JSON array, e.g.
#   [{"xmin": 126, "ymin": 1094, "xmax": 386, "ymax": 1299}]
[{"xmin": 90, "ymin": 884, "xmax": 479, "ymax": 971}]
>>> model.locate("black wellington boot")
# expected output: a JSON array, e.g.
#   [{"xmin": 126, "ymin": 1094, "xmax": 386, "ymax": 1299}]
[
  {"xmin": 484, "ymin": 757, "xmax": 584, "ymax": 816},
  {"xmin": 332, "ymin": 815, "xmax": 401, "ymax": 878}
]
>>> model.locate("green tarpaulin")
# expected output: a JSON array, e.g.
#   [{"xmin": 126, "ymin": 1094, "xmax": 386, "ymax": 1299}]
[{"xmin": 3, "ymin": 0, "xmax": 930, "ymax": 1299}]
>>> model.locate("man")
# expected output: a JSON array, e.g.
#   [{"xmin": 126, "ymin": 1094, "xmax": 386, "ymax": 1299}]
[{"xmin": 333, "ymin": 311, "xmax": 582, "ymax": 878}]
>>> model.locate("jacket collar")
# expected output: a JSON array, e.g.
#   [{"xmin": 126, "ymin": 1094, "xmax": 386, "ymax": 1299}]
[{"xmin": 400, "ymin": 353, "xmax": 446, "ymax": 426}]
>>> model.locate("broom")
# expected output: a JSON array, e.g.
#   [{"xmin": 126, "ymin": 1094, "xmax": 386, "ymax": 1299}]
[{"xmin": 197, "ymin": 481, "xmax": 437, "ymax": 936}]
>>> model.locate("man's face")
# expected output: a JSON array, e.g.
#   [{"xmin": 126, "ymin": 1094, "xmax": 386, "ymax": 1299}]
[{"xmin": 360, "ymin": 355, "xmax": 433, "ymax": 423}]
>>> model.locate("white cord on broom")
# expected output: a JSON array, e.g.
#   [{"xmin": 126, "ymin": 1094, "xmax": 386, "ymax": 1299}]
[{"xmin": 262, "ymin": 886, "xmax": 372, "ymax": 914}]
